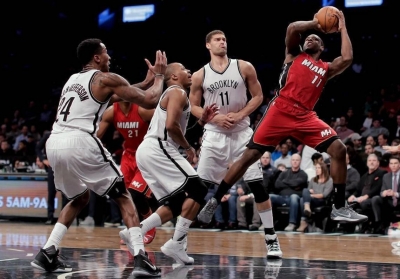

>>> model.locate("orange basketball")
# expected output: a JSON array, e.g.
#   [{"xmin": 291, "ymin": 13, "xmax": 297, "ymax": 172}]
[{"xmin": 316, "ymin": 6, "xmax": 339, "ymax": 34}]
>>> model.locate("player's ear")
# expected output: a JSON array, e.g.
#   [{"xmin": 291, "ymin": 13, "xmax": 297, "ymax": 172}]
[
  {"xmin": 206, "ymin": 43, "xmax": 211, "ymax": 50},
  {"xmin": 93, "ymin": 54, "xmax": 101, "ymax": 63}
]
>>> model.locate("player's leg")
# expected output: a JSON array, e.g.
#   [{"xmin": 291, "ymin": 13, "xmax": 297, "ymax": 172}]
[
  {"xmin": 196, "ymin": 130, "xmax": 230, "ymax": 189},
  {"xmin": 31, "ymin": 137, "xmax": 89, "ymax": 273},
  {"xmin": 136, "ymin": 138, "xmax": 206, "ymax": 264},
  {"xmin": 299, "ymin": 115, "xmax": 367, "ymax": 223},
  {"xmin": 84, "ymin": 136, "xmax": 160, "ymax": 276}
]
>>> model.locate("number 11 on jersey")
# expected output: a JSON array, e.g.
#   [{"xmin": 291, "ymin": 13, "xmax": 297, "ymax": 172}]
[
  {"xmin": 311, "ymin": 75, "xmax": 322, "ymax": 87},
  {"xmin": 219, "ymin": 91, "xmax": 229, "ymax": 106}
]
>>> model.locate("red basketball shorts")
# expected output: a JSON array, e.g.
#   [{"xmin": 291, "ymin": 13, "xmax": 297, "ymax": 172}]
[
  {"xmin": 250, "ymin": 97, "xmax": 338, "ymax": 151},
  {"xmin": 120, "ymin": 151, "xmax": 152, "ymax": 198}
]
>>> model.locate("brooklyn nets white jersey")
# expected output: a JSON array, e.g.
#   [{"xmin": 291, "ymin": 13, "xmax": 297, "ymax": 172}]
[
  {"xmin": 202, "ymin": 59, "xmax": 250, "ymax": 133},
  {"xmin": 137, "ymin": 85, "xmax": 197, "ymax": 202},
  {"xmin": 52, "ymin": 69, "xmax": 109, "ymax": 135},
  {"xmin": 144, "ymin": 85, "xmax": 191, "ymax": 149}
]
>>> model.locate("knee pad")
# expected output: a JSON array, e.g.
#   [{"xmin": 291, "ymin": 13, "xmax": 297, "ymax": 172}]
[
  {"xmin": 163, "ymin": 191, "xmax": 186, "ymax": 217},
  {"xmin": 247, "ymin": 180, "xmax": 269, "ymax": 203},
  {"xmin": 185, "ymin": 177, "xmax": 208, "ymax": 204},
  {"xmin": 107, "ymin": 179, "xmax": 127, "ymax": 199}
]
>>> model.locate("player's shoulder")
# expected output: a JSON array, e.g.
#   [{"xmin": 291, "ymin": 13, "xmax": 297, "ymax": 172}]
[{"xmin": 191, "ymin": 67, "xmax": 205, "ymax": 83}]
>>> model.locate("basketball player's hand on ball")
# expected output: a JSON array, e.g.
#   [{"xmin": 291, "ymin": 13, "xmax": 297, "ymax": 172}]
[
  {"xmin": 335, "ymin": 11, "xmax": 346, "ymax": 32},
  {"xmin": 201, "ymin": 103, "xmax": 219, "ymax": 124},
  {"xmin": 312, "ymin": 13, "xmax": 323, "ymax": 32},
  {"xmin": 185, "ymin": 147, "xmax": 196, "ymax": 163},
  {"xmin": 145, "ymin": 50, "xmax": 167, "ymax": 75}
]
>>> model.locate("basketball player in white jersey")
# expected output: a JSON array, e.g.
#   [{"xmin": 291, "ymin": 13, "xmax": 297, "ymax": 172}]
[
  {"xmin": 30, "ymin": 38, "xmax": 166, "ymax": 277},
  {"xmin": 134, "ymin": 63, "xmax": 218, "ymax": 265},
  {"xmin": 190, "ymin": 30, "xmax": 282, "ymax": 258}
]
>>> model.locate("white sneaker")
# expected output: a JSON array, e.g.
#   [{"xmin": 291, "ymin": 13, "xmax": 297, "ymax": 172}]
[
  {"xmin": 119, "ymin": 229, "xmax": 135, "ymax": 256},
  {"xmin": 80, "ymin": 216, "xmax": 94, "ymax": 226},
  {"xmin": 160, "ymin": 238, "xmax": 194, "ymax": 265},
  {"xmin": 265, "ymin": 234, "xmax": 283, "ymax": 259}
]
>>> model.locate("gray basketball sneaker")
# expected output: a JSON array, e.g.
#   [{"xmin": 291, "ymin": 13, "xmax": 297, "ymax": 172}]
[
  {"xmin": 197, "ymin": 197, "xmax": 218, "ymax": 224},
  {"xmin": 330, "ymin": 202, "xmax": 368, "ymax": 223}
]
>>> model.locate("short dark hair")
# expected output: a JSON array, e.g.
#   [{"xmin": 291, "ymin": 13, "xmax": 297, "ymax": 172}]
[
  {"xmin": 205, "ymin": 30, "xmax": 225, "ymax": 43},
  {"xmin": 77, "ymin": 38, "xmax": 103, "ymax": 66},
  {"xmin": 311, "ymin": 152, "xmax": 323, "ymax": 162}
]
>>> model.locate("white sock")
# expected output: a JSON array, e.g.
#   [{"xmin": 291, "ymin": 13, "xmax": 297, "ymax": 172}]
[
  {"xmin": 258, "ymin": 208, "xmax": 274, "ymax": 229},
  {"xmin": 43, "ymin": 223, "xmax": 67, "ymax": 250},
  {"xmin": 140, "ymin": 213, "xmax": 162, "ymax": 235},
  {"xmin": 128, "ymin": 227, "xmax": 144, "ymax": 256},
  {"xmin": 172, "ymin": 216, "xmax": 192, "ymax": 241}
]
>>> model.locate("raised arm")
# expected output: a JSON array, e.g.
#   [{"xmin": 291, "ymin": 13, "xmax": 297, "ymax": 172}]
[
  {"xmin": 285, "ymin": 17, "xmax": 319, "ymax": 60},
  {"xmin": 97, "ymin": 105, "xmax": 114, "ymax": 139},
  {"xmin": 188, "ymin": 68, "xmax": 205, "ymax": 119},
  {"xmin": 327, "ymin": 11, "xmax": 353, "ymax": 79},
  {"xmin": 94, "ymin": 51, "xmax": 167, "ymax": 109}
]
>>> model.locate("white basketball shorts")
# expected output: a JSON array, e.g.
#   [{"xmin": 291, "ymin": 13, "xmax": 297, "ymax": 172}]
[
  {"xmin": 197, "ymin": 127, "xmax": 263, "ymax": 184},
  {"xmin": 46, "ymin": 131, "xmax": 123, "ymax": 199},
  {"xmin": 136, "ymin": 138, "xmax": 198, "ymax": 203}
]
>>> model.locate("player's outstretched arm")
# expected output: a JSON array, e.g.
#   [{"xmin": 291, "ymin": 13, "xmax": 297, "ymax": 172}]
[
  {"xmin": 189, "ymin": 68, "xmax": 205, "ymax": 119},
  {"xmin": 327, "ymin": 11, "xmax": 353, "ymax": 79},
  {"xmin": 101, "ymin": 51, "xmax": 167, "ymax": 109}
]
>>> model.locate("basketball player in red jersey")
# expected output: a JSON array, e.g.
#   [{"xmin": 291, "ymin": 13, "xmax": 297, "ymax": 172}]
[
  {"xmin": 200, "ymin": 11, "xmax": 368, "ymax": 224},
  {"xmin": 98, "ymin": 101, "xmax": 157, "ymax": 244}
]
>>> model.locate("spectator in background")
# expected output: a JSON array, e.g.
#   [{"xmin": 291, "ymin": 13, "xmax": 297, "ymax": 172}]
[
  {"xmin": 345, "ymin": 152, "xmax": 360, "ymax": 199},
  {"xmin": 274, "ymin": 142, "xmax": 292, "ymax": 169},
  {"xmin": 297, "ymin": 162, "xmax": 333, "ymax": 232},
  {"xmin": 260, "ymin": 151, "xmax": 279, "ymax": 194},
  {"xmin": 13, "ymin": 125, "xmax": 30, "ymax": 151},
  {"xmin": 361, "ymin": 118, "xmax": 389, "ymax": 139},
  {"xmin": 335, "ymin": 115, "xmax": 354, "ymax": 141},
  {"xmin": 271, "ymin": 154, "xmax": 308, "ymax": 231}
]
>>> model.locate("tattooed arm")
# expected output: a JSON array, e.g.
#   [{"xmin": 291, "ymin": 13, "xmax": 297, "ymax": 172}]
[{"xmin": 92, "ymin": 50, "xmax": 167, "ymax": 109}]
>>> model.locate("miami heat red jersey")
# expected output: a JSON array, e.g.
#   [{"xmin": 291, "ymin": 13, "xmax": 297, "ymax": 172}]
[
  {"xmin": 113, "ymin": 103, "xmax": 149, "ymax": 154},
  {"xmin": 276, "ymin": 52, "xmax": 329, "ymax": 110}
]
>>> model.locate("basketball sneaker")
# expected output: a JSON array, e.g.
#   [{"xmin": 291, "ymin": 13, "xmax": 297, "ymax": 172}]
[
  {"xmin": 131, "ymin": 249, "xmax": 161, "ymax": 277},
  {"xmin": 161, "ymin": 238, "xmax": 194, "ymax": 265},
  {"xmin": 330, "ymin": 202, "xmax": 368, "ymax": 223},
  {"xmin": 30, "ymin": 245, "xmax": 72, "ymax": 273},
  {"xmin": 144, "ymin": 227, "xmax": 156, "ymax": 245},
  {"xmin": 119, "ymin": 229, "xmax": 136, "ymax": 256},
  {"xmin": 265, "ymin": 234, "xmax": 282, "ymax": 259},
  {"xmin": 197, "ymin": 197, "xmax": 218, "ymax": 224}
]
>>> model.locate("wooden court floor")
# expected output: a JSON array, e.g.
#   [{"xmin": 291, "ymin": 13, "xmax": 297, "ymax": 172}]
[{"xmin": 1, "ymin": 221, "xmax": 400, "ymax": 278}]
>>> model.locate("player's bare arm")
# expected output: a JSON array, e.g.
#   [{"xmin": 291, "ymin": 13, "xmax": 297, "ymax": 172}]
[
  {"xmin": 226, "ymin": 60, "xmax": 263, "ymax": 123},
  {"xmin": 284, "ymin": 17, "xmax": 320, "ymax": 62},
  {"xmin": 327, "ymin": 11, "xmax": 353, "ymax": 80},
  {"xmin": 189, "ymin": 68, "xmax": 205, "ymax": 119},
  {"xmin": 97, "ymin": 105, "xmax": 114, "ymax": 139},
  {"xmin": 138, "ymin": 107, "xmax": 155, "ymax": 123},
  {"xmin": 132, "ymin": 69, "xmax": 155, "ymax": 90},
  {"xmin": 92, "ymin": 50, "xmax": 167, "ymax": 109}
]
